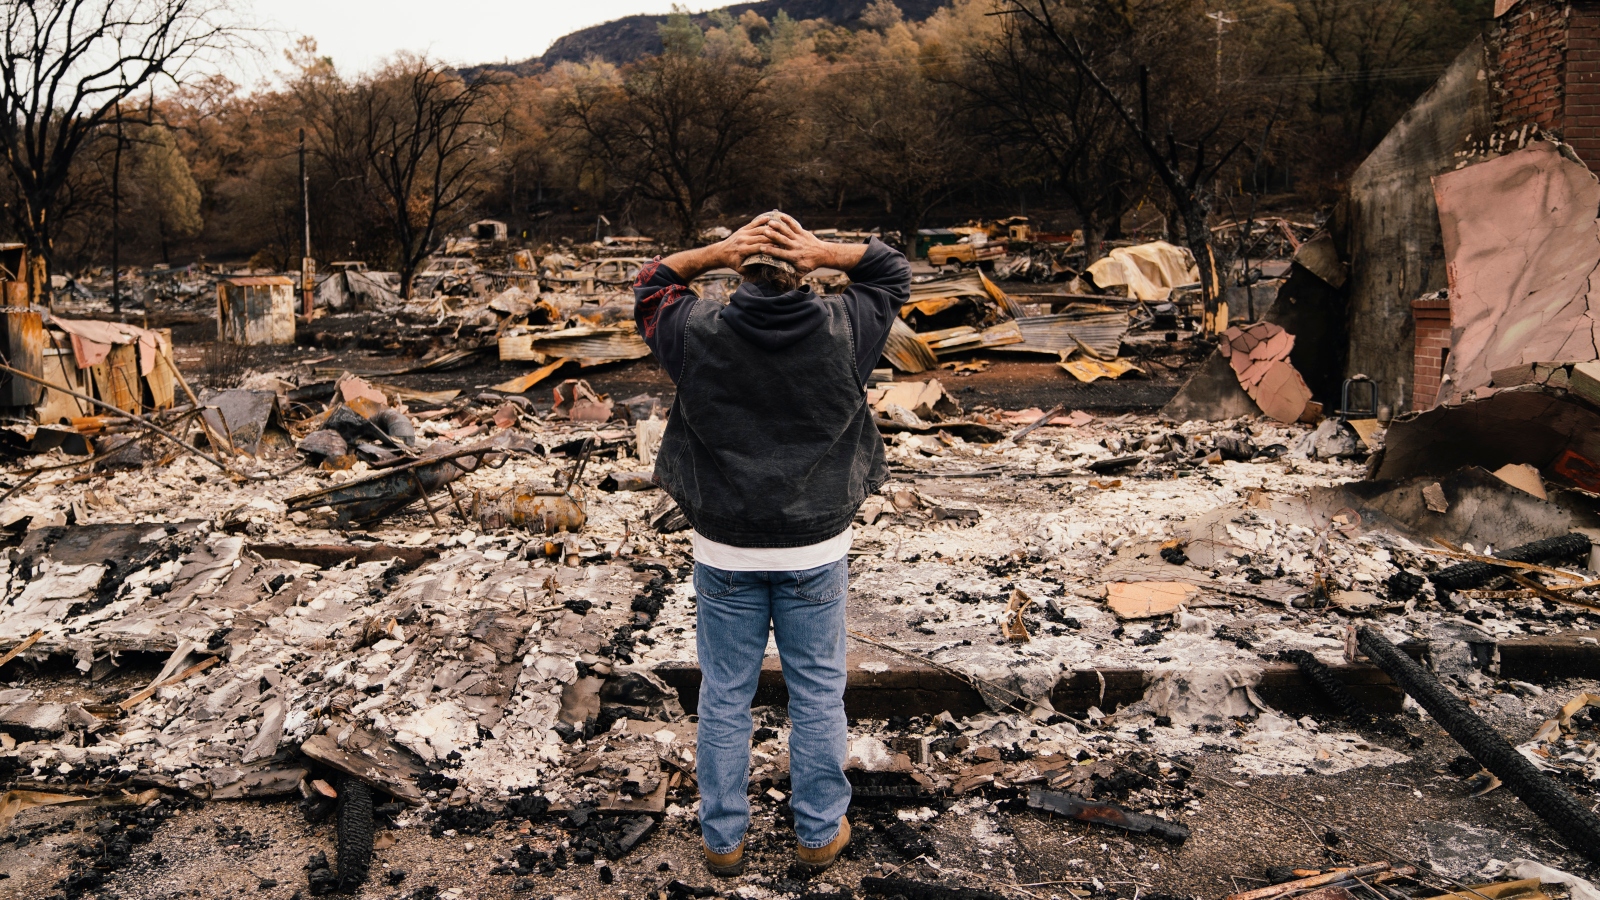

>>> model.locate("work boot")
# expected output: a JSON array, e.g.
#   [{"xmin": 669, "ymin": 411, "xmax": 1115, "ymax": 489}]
[
  {"xmin": 703, "ymin": 840, "xmax": 746, "ymax": 877},
  {"xmin": 795, "ymin": 817, "xmax": 850, "ymax": 872}
]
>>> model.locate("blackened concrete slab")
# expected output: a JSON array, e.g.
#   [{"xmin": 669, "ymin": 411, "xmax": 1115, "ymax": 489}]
[
  {"xmin": 1497, "ymin": 631, "xmax": 1600, "ymax": 682},
  {"xmin": 654, "ymin": 654, "xmax": 1402, "ymax": 719}
]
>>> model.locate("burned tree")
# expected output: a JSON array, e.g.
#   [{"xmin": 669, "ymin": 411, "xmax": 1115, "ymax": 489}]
[
  {"xmin": 816, "ymin": 41, "xmax": 976, "ymax": 247},
  {"xmin": 553, "ymin": 26, "xmax": 790, "ymax": 245},
  {"xmin": 0, "ymin": 0, "xmax": 240, "ymax": 302},
  {"xmin": 299, "ymin": 56, "xmax": 493, "ymax": 299},
  {"xmin": 958, "ymin": 8, "xmax": 1137, "ymax": 263},
  {"xmin": 998, "ymin": 0, "xmax": 1287, "ymax": 330}
]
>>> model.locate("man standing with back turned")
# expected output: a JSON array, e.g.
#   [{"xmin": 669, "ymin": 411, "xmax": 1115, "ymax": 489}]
[{"xmin": 633, "ymin": 212, "xmax": 910, "ymax": 877}]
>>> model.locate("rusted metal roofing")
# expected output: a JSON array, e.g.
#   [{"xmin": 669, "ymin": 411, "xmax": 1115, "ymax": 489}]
[
  {"xmin": 908, "ymin": 273, "xmax": 988, "ymax": 302},
  {"xmin": 993, "ymin": 311, "xmax": 1131, "ymax": 359},
  {"xmin": 523, "ymin": 326, "xmax": 649, "ymax": 363},
  {"xmin": 881, "ymin": 317, "xmax": 938, "ymax": 374}
]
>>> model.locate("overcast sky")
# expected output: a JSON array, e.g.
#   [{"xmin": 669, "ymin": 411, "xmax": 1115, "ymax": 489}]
[{"xmin": 247, "ymin": 1, "xmax": 717, "ymax": 80}]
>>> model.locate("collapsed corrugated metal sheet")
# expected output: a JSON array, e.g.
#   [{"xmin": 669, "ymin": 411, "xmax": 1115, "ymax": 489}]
[
  {"xmin": 881, "ymin": 317, "xmax": 938, "ymax": 374},
  {"xmin": 500, "ymin": 326, "xmax": 649, "ymax": 364},
  {"xmin": 918, "ymin": 320, "xmax": 1023, "ymax": 355},
  {"xmin": 908, "ymin": 273, "xmax": 989, "ymax": 302},
  {"xmin": 906, "ymin": 271, "xmax": 1026, "ymax": 318},
  {"xmin": 991, "ymin": 311, "xmax": 1131, "ymax": 359}
]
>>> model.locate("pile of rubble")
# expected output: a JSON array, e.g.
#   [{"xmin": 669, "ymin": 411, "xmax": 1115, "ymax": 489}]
[
  {"xmin": 0, "ymin": 350, "xmax": 1597, "ymax": 895},
  {"xmin": 5, "ymin": 203, "xmax": 1600, "ymax": 897}
]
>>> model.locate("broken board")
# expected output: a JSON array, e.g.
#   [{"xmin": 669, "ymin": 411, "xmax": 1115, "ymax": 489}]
[
  {"xmin": 300, "ymin": 729, "xmax": 427, "ymax": 805},
  {"xmin": 1103, "ymin": 581, "xmax": 1201, "ymax": 619}
]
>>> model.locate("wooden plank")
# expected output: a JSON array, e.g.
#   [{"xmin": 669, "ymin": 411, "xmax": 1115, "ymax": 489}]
[
  {"xmin": 1498, "ymin": 632, "xmax": 1600, "ymax": 682},
  {"xmin": 268, "ymin": 285, "xmax": 296, "ymax": 344},
  {"xmin": 0, "ymin": 309, "xmax": 43, "ymax": 406},
  {"xmin": 300, "ymin": 729, "xmax": 426, "ymax": 805},
  {"xmin": 145, "ymin": 331, "xmax": 175, "ymax": 410},
  {"xmin": 498, "ymin": 333, "xmax": 540, "ymax": 362},
  {"xmin": 249, "ymin": 543, "xmax": 438, "ymax": 568},
  {"xmin": 91, "ymin": 342, "xmax": 141, "ymax": 417},
  {"xmin": 36, "ymin": 334, "xmax": 92, "ymax": 423},
  {"xmin": 0, "ymin": 630, "xmax": 42, "ymax": 671},
  {"xmin": 119, "ymin": 656, "xmax": 218, "ymax": 710}
]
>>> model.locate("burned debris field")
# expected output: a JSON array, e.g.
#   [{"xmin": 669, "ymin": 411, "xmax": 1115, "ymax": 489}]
[
  {"xmin": 5, "ymin": 0, "xmax": 1600, "ymax": 899},
  {"xmin": 3, "ymin": 227, "xmax": 1600, "ymax": 900}
]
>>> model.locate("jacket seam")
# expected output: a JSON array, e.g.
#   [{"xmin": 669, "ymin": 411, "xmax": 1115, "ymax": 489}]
[{"xmin": 673, "ymin": 298, "xmax": 701, "ymax": 383}]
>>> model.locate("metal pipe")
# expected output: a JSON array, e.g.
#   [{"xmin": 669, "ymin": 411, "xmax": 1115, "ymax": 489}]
[{"xmin": 0, "ymin": 362, "xmax": 234, "ymax": 475}]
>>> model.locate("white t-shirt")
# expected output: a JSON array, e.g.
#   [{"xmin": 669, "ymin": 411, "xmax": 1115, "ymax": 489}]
[{"xmin": 691, "ymin": 527, "xmax": 853, "ymax": 572}]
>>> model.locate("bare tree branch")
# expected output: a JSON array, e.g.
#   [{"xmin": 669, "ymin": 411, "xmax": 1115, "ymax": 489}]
[{"xmin": 0, "ymin": 0, "xmax": 245, "ymax": 300}]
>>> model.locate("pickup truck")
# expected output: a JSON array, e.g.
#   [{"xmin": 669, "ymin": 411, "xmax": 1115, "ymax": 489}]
[{"xmin": 927, "ymin": 238, "xmax": 1007, "ymax": 268}]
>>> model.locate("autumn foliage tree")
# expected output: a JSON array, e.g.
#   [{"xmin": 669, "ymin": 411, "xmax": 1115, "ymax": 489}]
[{"xmin": 22, "ymin": 0, "xmax": 1496, "ymax": 283}]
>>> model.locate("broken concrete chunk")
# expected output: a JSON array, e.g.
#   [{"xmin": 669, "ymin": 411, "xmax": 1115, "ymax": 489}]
[
  {"xmin": 1423, "ymin": 482, "xmax": 1449, "ymax": 513},
  {"xmin": 1330, "ymin": 590, "xmax": 1383, "ymax": 612},
  {"xmin": 209, "ymin": 765, "xmax": 309, "ymax": 800},
  {"xmin": 0, "ymin": 701, "xmax": 100, "ymax": 737}
]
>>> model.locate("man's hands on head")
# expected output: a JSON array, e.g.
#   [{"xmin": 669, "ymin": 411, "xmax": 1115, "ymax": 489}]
[
  {"xmin": 716, "ymin": 216, "xmax": 772, "ymax": 270},
  {"xmin": 658, "ymin": 211, "xmax": 872, "ymax": 282},
  {"xmin": 658, "ymin": 217, "xmax": 767, "ymax": 282},
  {"xmin": 748, "ymin": 212, "xmax": 869, "ymax": 275}
]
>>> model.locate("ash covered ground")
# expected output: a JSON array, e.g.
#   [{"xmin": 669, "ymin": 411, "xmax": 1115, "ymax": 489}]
[{"xmin": 2, "ymin": 294, "xmax": 1599, "ymax": 900}]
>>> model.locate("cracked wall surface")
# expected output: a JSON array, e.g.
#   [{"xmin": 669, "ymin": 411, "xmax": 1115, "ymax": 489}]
[{"xmin": 1343, "ymin": 39, "xmax": 1492, "ymax": 412}]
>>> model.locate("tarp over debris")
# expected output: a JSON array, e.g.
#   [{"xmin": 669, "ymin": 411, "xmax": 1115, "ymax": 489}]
[
  {"xmin": 50, "ymin": 315, "xmax": 170, "ymax": 375},
  {"xmin": 1086, "ymin": 241, "xmax": 1199, "ymax": 301}
]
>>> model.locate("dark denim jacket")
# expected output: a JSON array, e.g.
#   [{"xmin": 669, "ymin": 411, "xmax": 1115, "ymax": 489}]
[{"xmin": 653, "ymin": 294, "xmax": 889, "ymax": 547}]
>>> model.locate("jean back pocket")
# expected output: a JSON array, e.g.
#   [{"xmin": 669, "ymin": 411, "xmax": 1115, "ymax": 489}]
[{"xmin": 792, "ymin": 560, "xmax": 848, "ymax": 602}]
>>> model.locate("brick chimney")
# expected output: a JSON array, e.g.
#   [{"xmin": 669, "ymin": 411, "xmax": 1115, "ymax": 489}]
[{"xmin": 1492, "ymin": 0, "xmax": 1600, "ymax": 168}]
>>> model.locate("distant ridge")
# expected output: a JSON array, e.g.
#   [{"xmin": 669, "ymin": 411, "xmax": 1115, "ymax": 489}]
[{"xmin": 462, "ymin": 0, "xmax": 950, "ymax": 77}]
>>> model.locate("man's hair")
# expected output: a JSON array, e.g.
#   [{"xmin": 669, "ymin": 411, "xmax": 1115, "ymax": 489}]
[{"xmin": 741, "ymin": 263, "xmax": 803, "ymax": 293}]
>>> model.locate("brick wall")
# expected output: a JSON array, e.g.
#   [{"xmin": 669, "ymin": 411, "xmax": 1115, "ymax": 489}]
[
  {"xmin": 1412, "ymin": 296, "xmax": 1453, "ymax": 410},
  {"xmin": 1493, "ymin": 0, "xmax": 1569, "ymax": 132},
  {"xmin": 1567, "ymin": 3, "xmax": 1600, "ymax": 166}
]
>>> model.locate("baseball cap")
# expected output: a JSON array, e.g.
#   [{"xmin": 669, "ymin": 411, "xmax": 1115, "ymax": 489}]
[{"xmin": 740, "ymin": 252, "xmax": 797, "ymax": 274}]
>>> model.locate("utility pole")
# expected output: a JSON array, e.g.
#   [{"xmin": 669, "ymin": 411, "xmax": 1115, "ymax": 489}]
[
  {"xmin": 299, "ymin": 128, "xmax": 314, "ymax": 319},
  {"xmin": 1206, "ymin": 11, "xmax": 1236, "ymax": 95},
  {"xmin": 111, "ymin": 103, "xmax": 123, "ymax": 315}
]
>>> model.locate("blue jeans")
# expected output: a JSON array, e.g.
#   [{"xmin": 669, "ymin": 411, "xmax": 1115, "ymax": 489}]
[{"xmin": 694, "ymin": 558, "xmax": 851, "ymax": 854}]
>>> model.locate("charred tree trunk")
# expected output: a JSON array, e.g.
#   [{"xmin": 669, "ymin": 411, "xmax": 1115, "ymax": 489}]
[{"xmin": 1180, "ymin": 202, "xmax": 1225, "ymax": 332}]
